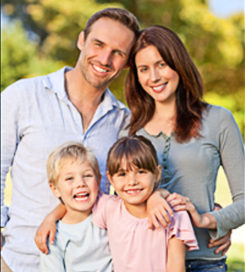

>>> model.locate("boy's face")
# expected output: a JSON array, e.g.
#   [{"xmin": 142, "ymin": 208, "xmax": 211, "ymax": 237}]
[
  {"xmin": 107, "ymin": 157, "xmax": 161, "ymax": 216},
  {"xmin": 51, "ymin": 159, "xmax": 100, "ymax": 220}
]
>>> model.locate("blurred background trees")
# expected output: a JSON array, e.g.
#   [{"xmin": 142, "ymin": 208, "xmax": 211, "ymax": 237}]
[{"xmin": 1, "ymin": 0, "xmax": 244, "ymax": 138}]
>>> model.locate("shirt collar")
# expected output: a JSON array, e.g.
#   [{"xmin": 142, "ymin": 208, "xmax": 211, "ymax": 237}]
[{"xmin": 42, "ymin": 66, "xmax": 126, "ymax": 110}]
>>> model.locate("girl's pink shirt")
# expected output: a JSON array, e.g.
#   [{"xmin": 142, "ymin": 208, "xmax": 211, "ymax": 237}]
[{"xmin": 92, "ymin": 192, "xmax": 198, "ymax": 272}]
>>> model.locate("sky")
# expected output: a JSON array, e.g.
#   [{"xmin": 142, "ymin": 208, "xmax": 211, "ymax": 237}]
[{"xmin": 208, "ymin": 0, "xmax": 244, "ymax": 17}]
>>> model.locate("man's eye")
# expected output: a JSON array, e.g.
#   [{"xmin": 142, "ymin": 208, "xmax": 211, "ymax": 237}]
[{"xmin": 115, "ymin": 50, "xmax": 123, "ymax": 56}]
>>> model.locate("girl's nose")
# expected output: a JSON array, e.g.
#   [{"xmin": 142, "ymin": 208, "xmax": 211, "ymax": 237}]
[{"xmin": 127, "ymin": 173, "xmax": 138, "ymax": 186}]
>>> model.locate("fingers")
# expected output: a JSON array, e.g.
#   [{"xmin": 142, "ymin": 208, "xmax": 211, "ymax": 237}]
[
  {"xmin": 208, "ymin": 230, "xmax": 232, "ymax": 255},
  {"xmin": 49, "ymin": 230, "xmax": 55, "ymax": 246},
  {"xmin": 148, "ymin": 206, "xmax": 172, "ymax": 230},
  {"xmin": 35, "ymin": 230, "xmax": 49, "ymax": 254},
  {"xmin": 213, "ymin": 238, "xmax": 231, "ymax": 255}
]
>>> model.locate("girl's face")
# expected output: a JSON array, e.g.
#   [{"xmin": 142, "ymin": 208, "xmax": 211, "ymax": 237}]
[
  {"xmin": 50, "ymin": 159, "xmax": 100, "ymax": 222},
  {"xmin": 135, "ymin": 45, "xmax": 179, "ymax": 105},
  {"xmin": 107, "ymin": 157, "xmax": 161, "ymax": 218}
]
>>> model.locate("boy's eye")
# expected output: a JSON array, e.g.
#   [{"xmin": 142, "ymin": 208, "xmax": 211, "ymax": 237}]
[
  {"xmin": 84, "ymin": 174, "xmax": 93, "ymax": 178},
  {"xmin": 65, "ymin": 177, "xmax": 73, "ymax": 181}
]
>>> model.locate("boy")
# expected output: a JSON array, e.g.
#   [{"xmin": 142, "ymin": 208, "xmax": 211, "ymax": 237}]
[{"xmin": 40, "ymin": 141, "xmax": 112, "ymax": 272}]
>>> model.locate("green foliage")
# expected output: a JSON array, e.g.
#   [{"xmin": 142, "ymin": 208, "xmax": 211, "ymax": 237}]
[
  {"xmin": 1, "ymin": 21, "xmax": 37, "ymax": 92},
  {"xmin": 1, "ymin": 20, "xmax": 63, "ymax": 92}
]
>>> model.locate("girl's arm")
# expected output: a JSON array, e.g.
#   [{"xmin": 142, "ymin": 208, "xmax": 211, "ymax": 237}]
[
  {"xmin": 167, "ymin": 237, "xmax": 186, "ymax": 272},
  {"xmin": 35, "ymin": 203, "xmax": 67, "ymax": 254}
]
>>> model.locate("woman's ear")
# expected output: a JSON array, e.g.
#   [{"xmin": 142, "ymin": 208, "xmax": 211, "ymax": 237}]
[
  {"xmin": 49, "ymin": 183, "xmax": 61, "ymax": 199},
  {"xmin": 77, "ymin": 31, "xmax": 85, "ymax": 51}
]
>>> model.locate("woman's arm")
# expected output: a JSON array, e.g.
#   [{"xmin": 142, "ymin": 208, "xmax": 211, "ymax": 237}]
[
  {"xmin": 35, "ymin": 203, "xmax": 67, "ymax": 254},
  {"xmin": 167, "ymin": 237, "xmax": 186, "ymax": 272}
]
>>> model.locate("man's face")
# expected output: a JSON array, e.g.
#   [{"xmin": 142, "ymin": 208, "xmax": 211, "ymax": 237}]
[{"xmin": 78, "ymin": 17, "xmax": 135, "ymax": 90}]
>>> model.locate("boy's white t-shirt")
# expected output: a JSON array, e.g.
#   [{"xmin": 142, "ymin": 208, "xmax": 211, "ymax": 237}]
[
  {"xmin": 93, "ymin": 192, "xmax": 198, "ymax": 272},
  {"xmin": 40, "ymin": 214, "xmax": 113, "ymax": 272}
]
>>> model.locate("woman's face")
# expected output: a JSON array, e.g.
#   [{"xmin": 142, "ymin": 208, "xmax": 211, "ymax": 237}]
[{"xmin": 135, "ymin": 45, "xmax": 179, "ymax": 105}]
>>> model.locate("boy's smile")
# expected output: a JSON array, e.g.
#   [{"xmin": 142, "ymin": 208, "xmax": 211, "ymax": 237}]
[{"xmin": 50, "ymin": 159, "xmax": 100, "ymax": 223}]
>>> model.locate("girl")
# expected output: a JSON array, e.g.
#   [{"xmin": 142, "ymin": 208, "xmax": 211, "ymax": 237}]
[
  {"xmin": 92, "ymin": 135, "xmax": 198, "ymax": 272},
  {"xmin": 123, "ymin": 25, "xmax": 244, "ymax": 271}
]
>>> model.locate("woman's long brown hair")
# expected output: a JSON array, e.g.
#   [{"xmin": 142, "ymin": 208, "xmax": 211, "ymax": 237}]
[{"xmin": 124, "ymin": 25, "xmax": 207, "ymax": 142}]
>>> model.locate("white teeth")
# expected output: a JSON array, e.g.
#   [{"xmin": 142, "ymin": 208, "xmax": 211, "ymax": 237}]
[
  {"xmin": 93, "ymin": 65, "xmax": 108, "ymax": 73},
  {"xmin": 126, "ymin": 190, "xmax": 141, "ymax": 194},
  {"xmin": 74, "ymin": 193, "xmax": 89, "ymax": 198},
  {"xmin": 152, "ymin": 82, "xmax": 167, "ymax": 91}
]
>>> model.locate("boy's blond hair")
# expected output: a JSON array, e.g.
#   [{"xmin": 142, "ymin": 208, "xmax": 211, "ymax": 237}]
[{"xmin": 47, "ymin": 141, "xmax": 101, "ymax": 186}]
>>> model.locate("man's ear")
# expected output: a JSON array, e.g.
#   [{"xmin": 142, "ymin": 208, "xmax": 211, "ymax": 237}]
[
  {"xmin": 77, "ymin": 31, "xmax": 85, "ymax": 51},
  {"xmin": 49, "ymin": 183, "xmax": 61, "ymax": 199},
  {"xmin": 106, "ymin": 171, "xmax": 115, "ymax": 188}
]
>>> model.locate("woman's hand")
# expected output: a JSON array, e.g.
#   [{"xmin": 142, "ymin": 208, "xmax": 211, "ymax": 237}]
[
  {"xmin": 208, "ymin": 230, "xmax": 232, "ymax": 255},
  {"xmin": 35, "ymin": 215, "xmax": 57, "ymax": 254},
  {"xmin": 147, "ymin": 189, "xmax": 173, "ymax": 230}
]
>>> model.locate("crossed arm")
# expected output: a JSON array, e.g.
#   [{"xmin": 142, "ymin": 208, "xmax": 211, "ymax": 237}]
[{"xmin": 35, "ymin": 189, "xmax": 231, "ymax": 255}]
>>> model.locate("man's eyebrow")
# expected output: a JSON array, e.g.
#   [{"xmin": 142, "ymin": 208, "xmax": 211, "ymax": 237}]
[
  {"xmin": 92, "ymin": 38, "xmax": 104, "ymax": 44},
  {"xmin": 92, "ymin": 38, "xmax": 127, "ymax": 56}
]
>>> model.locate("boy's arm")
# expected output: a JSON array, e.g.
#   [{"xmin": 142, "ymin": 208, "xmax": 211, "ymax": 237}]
[
  {"xmin": 35, "ymin": 203, "xmax": 67, "ymax": 254},
  {"xmin": 167, "ymin": 237, "xmax": 186, "ymax": 272},
  {"xmin": 146, "ymin": 188, "xmax": 173, "ymax": 230}
]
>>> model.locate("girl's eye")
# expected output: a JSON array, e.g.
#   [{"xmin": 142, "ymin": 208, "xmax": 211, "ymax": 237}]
[
  {"xmin": 117, "ymin": 172, "xmax": 126, "ymax": 177},
  {"xmin": 138, "ymin": 169, "xmax": 147, "ymax": 174}
]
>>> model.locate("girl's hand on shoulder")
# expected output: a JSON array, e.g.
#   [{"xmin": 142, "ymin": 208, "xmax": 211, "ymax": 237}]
[
  {"xmin": 147, "ymin": 189, "xmax": 173, "ymax": 230},
  {"xmin": 35, "ymin": 215, "xmax": 57, "ymax": 254}
]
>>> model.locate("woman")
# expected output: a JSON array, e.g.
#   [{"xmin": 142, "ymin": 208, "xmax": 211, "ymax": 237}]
[{"xmin": 123, "ymin": 25, "xmax": 244, "ymax": 271}]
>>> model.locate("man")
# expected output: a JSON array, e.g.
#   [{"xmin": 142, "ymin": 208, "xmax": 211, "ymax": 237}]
[{"xmin": 1, "ymin": 8, "xmax": 140, "ymax": 272}]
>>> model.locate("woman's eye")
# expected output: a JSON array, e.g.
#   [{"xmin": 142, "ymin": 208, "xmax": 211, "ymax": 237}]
[
  {"xmin": 159, "ymin": 62, "xmax": 165, "ymax": 67},
  {"xmin": 140, "ymin": 67, "xmax": 148, "ymax": 72}
]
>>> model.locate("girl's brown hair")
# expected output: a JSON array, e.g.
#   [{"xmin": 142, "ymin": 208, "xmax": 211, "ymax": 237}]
[
  {"xmin": 107, "ymin": 135, "xmax": 159, "ymax": 177},
  {"xmin": 125, "ymin": 25, "xmax": 207, "ymax": 142}
]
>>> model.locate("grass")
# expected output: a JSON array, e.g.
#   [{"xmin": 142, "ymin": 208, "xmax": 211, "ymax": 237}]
[{"xmin": 2, "ymin": 168, "xmax": 245, "ymax": 271}]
